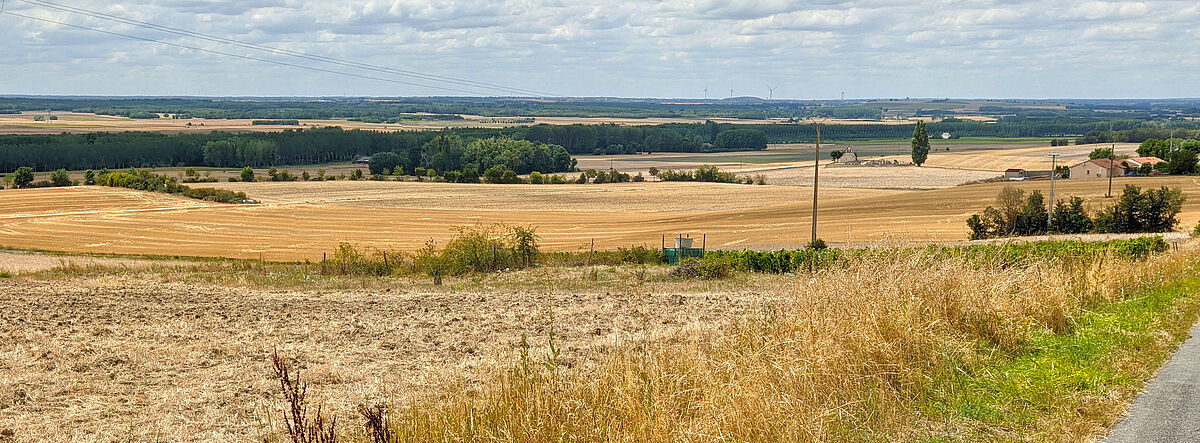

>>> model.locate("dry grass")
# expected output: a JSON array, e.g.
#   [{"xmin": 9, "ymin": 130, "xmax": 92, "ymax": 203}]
[
  {"xmin": 1, "ymin": 177, "xmax": 1199, "ymax": 259},
  {"xmin": 1, "ymin": 242, "xmax": 1197, "ymax": 441},
  {"xmin": 371, "ymin": 243, "xmax": 1200, "ymax": 442}
]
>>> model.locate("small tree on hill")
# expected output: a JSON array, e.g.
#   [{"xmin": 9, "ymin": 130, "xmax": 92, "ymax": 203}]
[
  {"xmin": 240, "ymin": 166, "xmax": 255, "ymax": 182},
  {"xmin": 13, "ymin": 167, "xmax": 34, "ymax": 188},
  {"xmin": 911, "ymin": 121, "xmax": 930, "ymax": 166}
]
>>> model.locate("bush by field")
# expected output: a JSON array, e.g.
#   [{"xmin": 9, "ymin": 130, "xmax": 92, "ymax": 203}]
[{"xmin": 968, "ymin": 185, "xmax": 1185, "ymax": 239}]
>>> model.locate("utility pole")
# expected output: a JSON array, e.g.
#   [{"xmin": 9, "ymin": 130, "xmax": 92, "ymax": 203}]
[
  {"xmin": 1106, "ymin": 144, "xmax": 1115, "ymax": 198},
  {"xmin": 1047, "ymin": 152, "xmax": 1059, "ymax": 228},
  {"xmin": 809, "ymin": 118, "xmax": 822, "ymax": 245}
]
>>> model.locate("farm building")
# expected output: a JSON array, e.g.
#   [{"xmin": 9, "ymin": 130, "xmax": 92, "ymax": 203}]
[
  {"xmin": 1004, "ymin": 168, "xmax": 1026, "ymax": 179},
  {"xmin": 1122, "ymin": 156, "xmax": 1164, "ymax": 169},
  {"xmin": 1069, "ymin": 158, "xmax": 1123, "ymax": 179}
]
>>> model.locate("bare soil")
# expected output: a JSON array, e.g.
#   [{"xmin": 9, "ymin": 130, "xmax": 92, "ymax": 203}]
[{"xmin": 0, "ymin": 272, "xmax": 777, "ymax": 441}]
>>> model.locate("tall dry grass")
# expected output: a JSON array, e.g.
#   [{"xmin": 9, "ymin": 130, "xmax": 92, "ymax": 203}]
[{"xmin": 368, "ymin": 246, "xmax": 1198, "ymax": 441}]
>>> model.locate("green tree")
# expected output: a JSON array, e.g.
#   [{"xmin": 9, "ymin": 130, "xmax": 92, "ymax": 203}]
[
  {"xmin": 49, "ymin": 169, "xmax": 72, "ymax": 187},
  {"xmin": 1088, "ymin": 147, "xmax": 1114, "ymax": 160},
  {"xmin": 13, "ymin": 167, "xmax": 34, "ymax": 188},
  {"xmin": 240, "ymin": 166, "xmax": 255, "ymax": 182},
  {"xmin": 483, "ymin": 166, "xmax": 506, "ymax": 184},
  {"xmin": 714, "ymin": 129, "xmax": 769, "ymax": 151},
  {"xmin": 350, "ymin": 169, "xmax": 364, "ymax": 180},
  {"xmin": 1093, "ymin": 185, "xmax": 1185, "ymax": 233},
  {"xmin": 1051, "ymin": 197, "xmax": 1093, "ymax": 234},
  {"xmin": 911, "ymin": 121, "xmax": 930, "ymax": 166},
  {"xmin": 529, "ymin": 171, "xmax": 544, "ymax": 184},
  {"xmin": 368, "ymin": 152, "xmax": 402, "ymax": 175},
  {"xmin": 1164, "ymin": 149, "xmax": 1198, "ymax": 175},
  {"xmin": 84, "ymin": 169, "xmax": 96, "ymax": 185}
]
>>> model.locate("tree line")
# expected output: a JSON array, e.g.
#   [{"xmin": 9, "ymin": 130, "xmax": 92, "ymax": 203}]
[{"xmin": 967, "ymin": 185, "xmax": 1186, "ymax": 239}]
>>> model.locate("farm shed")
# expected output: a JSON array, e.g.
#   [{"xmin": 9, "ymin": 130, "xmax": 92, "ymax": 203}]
[
  {"xmin": 1069, "ymin": 159, "xmax": 1122, "ymax": 179},
  {"xmin": 1004, "ymin": 168, "xmax": 1026, "ymax": 179}
]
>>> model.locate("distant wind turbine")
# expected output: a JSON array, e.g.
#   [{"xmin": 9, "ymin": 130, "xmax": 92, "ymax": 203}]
[{"xmin": 766, "ymin": 85, "xmax": 777, "ymax": 100}]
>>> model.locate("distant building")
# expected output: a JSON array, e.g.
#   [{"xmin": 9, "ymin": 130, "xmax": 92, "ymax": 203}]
[
  {"xmin": 1069, "ymin": 158, "xmax": 1123, "ymax": 179},
  {"xmin": 1004, "ymin": 168, "xmax": 1027, "ymax": 179},
  {"xmin": 355, "ymin": 156, "xmax": 372, "ymax": 164},
  {"xmin": 1122, "ymin": 156, "xmax": 1164, "ymax": 169},
  {"xmin": 836, "ymin": 151, "xmax": 859, "ymax": 164}
]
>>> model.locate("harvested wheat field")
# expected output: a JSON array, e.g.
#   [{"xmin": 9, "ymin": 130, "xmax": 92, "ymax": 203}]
[
  {"xmin": 0, "ymin": 267, "xmax": 781, "ymax": 441},
  {"xmin": 881, "ymin": 143, "xmax": 1142, "ymax": 172},
  {"xmin": 1, "ymin": 177, "xmax": 1198, "ymax": 260}
]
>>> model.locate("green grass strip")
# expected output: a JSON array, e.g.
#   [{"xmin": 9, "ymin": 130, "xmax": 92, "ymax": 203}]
[{"xmin": 920, "ymin": 273, "xmax": 1200, "ymax": 441}]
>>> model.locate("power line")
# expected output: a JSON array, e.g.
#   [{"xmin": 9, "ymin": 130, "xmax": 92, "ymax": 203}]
[
  {"xmin": 0, "ymin": 9, "xmax": 501, "ymax": 95},
  {"xmin": 7, "ymin": 0, "xmax": 557, "ymax": 96}
]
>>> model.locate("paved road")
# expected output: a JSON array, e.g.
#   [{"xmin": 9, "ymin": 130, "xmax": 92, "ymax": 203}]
[{"xmin": 1106, "ymin": 320, "xmax": 1200, "ymax": 442}]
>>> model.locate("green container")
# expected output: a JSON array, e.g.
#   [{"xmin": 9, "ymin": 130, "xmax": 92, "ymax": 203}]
[{"xmin": 664, "ymin": 247, "xmax": 705, "ymax": 265}]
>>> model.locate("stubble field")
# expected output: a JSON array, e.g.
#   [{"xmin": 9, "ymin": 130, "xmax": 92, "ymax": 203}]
[
  {"xmin": 0, "ymin": 266, "xmax": 779, "ymax": 441},
  {"xmin": 1, "ymin": 176, "xmax": 1197, "ymax": 260}
]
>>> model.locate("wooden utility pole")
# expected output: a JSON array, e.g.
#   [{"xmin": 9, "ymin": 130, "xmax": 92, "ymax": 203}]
[
  {"xmin": 811, "ymin": 120, "xmax": 821, "ymax": 245},
  {"xmin": 1106, "ymin": 144, "xmax": 1115, "ymax": 198},
  {"xmin": 1048, "ymin": 152, "xmax": 1059, "ymax": 228}
]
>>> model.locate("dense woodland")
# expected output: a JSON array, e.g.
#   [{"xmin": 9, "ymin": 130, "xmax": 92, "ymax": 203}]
[{"xmin": 3, "ymin": 95, "xmax": 1200, "ymax": 173}]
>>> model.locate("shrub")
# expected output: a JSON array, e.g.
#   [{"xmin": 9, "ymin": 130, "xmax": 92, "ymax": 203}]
[
  {"xmin": 657, "ymin": 166, "xmax": 739, "ymax": 183},
  {"xmin": 301, "ymin": 171, "xmax": 311, "ymax": 181},
  {"xmin": 444, "ymin": 171, "xmax": 462, "ymax": 183},
  {"xmin": 548, "ymin": 174, "xmax": 566, "ymax": 184},
  {"xmin": 648, "ymin": 167, "xmax": 659, "ymax": 176},
  {"xmin": 1051, "ymin": 196, "xmax": 1092, "ymax": 234},
  {"xmin": 632, "ymin": 173, "xmax": 645, "ymax": 182},
  {"xmin": 575, "ymin": 173, "xmax": 588, "ymax": 184},
  {"xmin": 240, "ymin": 166, "xmax": 255, "ymax": 182},
  {"xmin": 49, "ymin": 169, "xmax": 73, "ymax": 187},
  {"xmin": 13, "ymin": 166, "xmax": 34, "ymax": 188},
  {"xmin": 350, "ymin": 169, "xmax": 364, "ymax": 180},
  {"xmin": 529, "ymin": 171, "xmax": 544, "ymax": 184},
  {"xmin": 808, "ymin": 239, "xmax": 828, "ymax": 250},
  {"xmin": 484, "ymin": 166, "xmax": 505, "ymax": 184},
  {"xmin": 501, "ymin": 170, "xmax": 520, "ymax": 184},
  {"xmin": 1193, "ymin": 219, "xmax": 1200, "ymax": 237},
  {"xmin": 84, "ymin": 169, "xmax": 96, "ymax": 185},
  {"xmin": 1094, "ymin": 185, "xmax": 1186, "ymax": 233}
]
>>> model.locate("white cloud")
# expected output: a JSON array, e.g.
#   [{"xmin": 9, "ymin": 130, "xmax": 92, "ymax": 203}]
[{"xmin": 0, "ymin": 0, "xmax": 1197, "ymax": 98}]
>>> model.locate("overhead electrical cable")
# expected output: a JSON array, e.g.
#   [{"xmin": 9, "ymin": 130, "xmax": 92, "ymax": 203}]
[
  {"xmin": 0, "ymin": 10, "xmax": 504, "ymax": 95},
  {"xmin": 6, "ymin": 0, "xmax": 557, "ymax": 96}
]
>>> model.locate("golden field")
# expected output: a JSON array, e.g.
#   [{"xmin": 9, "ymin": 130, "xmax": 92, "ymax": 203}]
[{"xmin": 0, "ymin": 176, "xmax": 1197, "ymax": 260}]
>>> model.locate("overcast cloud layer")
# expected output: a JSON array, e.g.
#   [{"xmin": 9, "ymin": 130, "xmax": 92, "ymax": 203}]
[{"xmin": 1, "ymin": 0, "xmax": 1198, "ymax": 98}]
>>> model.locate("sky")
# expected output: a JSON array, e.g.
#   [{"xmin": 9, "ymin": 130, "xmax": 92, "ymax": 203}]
[{"xmin": 0, "ymin": 0, "xmax": 1198, "ymax": 99}]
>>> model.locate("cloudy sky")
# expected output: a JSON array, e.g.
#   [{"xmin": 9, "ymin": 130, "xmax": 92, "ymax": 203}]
[{"xmin": 1, "ymin": 0, "xmax": 1198, "ymax": 98}]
